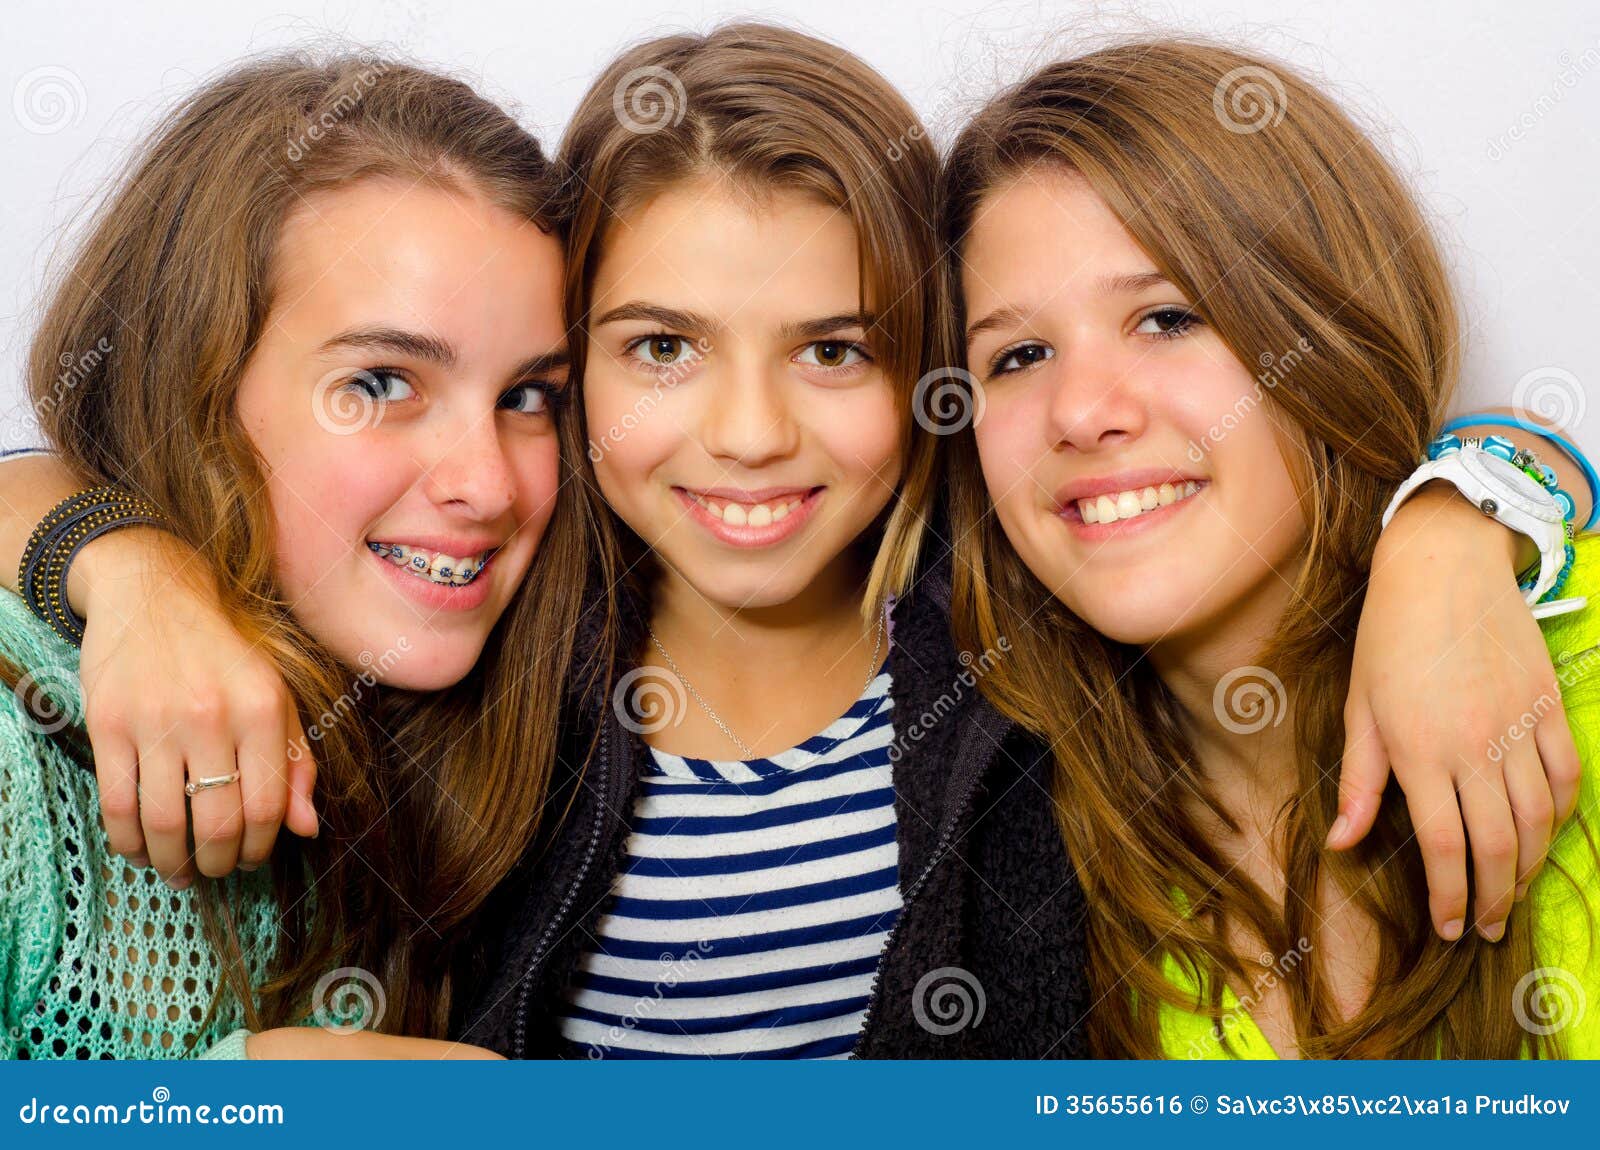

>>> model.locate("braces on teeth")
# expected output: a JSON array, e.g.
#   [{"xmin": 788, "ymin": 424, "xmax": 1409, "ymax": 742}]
[{"xmin": 367, "ymin": 542, "xmax": 489, "ymax": 586}]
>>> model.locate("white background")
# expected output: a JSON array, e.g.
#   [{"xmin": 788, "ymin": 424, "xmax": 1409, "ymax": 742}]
[{"xmin": 4, "ymin": 0, "xmax": 1597, "ymax": 454}]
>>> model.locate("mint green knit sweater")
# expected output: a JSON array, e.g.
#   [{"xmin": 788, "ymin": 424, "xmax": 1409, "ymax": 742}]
[{"xmin": 0, "ymin": 590, "xmax": 278, "ymax": 1058}]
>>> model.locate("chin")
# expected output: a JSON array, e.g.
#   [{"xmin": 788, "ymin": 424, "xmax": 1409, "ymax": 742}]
[
  {"xmin": 335, "ymin": 630, "xmax": 488, "ymax": 692},
  {"xmin": 1064, "ymin": 587, "xmax": 1203, "ymax": 648}
]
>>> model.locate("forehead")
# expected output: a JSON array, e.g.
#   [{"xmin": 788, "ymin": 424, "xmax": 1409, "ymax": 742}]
[
  {"xmin": 591, "ymin": 177, "xmax": 864, "ymax": 319},
  {"xmin": 962, "ymin": 167, "xmax": 1146, "ymax": 295},
  {"xmin": 269, "ymin": 177, "xmax": 564, "ymax": 349}
]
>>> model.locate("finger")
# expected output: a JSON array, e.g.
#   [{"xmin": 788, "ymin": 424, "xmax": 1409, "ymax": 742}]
[
  {"xmin": 87, "ymin": 724, "xmax": 147, "ymax": 864},
  {"xmin": 1457, "ymin": 769, "xmax": 1518, "ymax": 941},
  {"xmin": 1331, "ymin": 696, "xmax": 1390, "ymax": 849},
  {"xmin": 1399, "ymin": 766, "xmax": 1469, "ymax": 940},
  {"xmin": 187, "ymin": 723, "xmax": 245, "ymax": 879},
  {"xmin": 1534, "ymin": 695, "xmax": 1583, "ymax": 826},
  {"xmin": 237, "ymin": 705, "xmax": 292, "ymax": 868},
  {"xmin": 137, "ymin": 739, "xmax": 194, "ymax": 888},
  {"xmin": 283, "ymin": 710, "xmax": 319, "ymax": 840},
  {"xmin": 285, "ymin": 748, "xmax": 319, "ymax": 840},
  {"xmin": 1502, "ymin": 740, "xmax": 1556, "ymax": 897}
]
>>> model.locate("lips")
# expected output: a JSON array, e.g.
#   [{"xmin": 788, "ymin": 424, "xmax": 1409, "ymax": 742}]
[
  {"xmin": 1053, "ymin": 469, "xmax": 1209, "ymax": 539},
  {"xmin": 673, "ymin": 485, "xmax": 824, "ymax": 548}
]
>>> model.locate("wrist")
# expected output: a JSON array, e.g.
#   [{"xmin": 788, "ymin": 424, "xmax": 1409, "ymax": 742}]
[
  {"xmin": 69, "ymin": 525, "xmax": 185, "ymax": 617},
  {"xmin": 1379, "ymin": 482, "xmax": 1529, "ymax": 571}
]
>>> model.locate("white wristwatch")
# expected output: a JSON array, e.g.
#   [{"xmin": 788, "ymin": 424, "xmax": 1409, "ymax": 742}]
[{"xmin": 1382, "ymin": 442, "xmax": 1572, "ymax": 608}]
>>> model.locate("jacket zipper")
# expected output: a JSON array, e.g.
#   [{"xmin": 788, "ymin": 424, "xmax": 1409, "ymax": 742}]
[
  {"xmin": 849, "ymin": 711, "xmax": 998, "ymax": 1057},
  {"xmin": 511, "ymin": 721, "xmax": 613, "ymax": 1058}
]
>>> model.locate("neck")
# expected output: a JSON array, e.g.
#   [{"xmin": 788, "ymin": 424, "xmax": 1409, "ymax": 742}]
[
  {"xmin": 642, "ymin": 549, "xmax": 881, "ymax": 756},
  {"xmin": 1147, "ymin": 569, "xmax": 1300, "ymax": 837}
]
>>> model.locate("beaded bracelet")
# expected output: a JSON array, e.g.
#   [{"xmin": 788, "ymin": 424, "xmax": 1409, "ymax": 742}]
[
  {"xmin": 1425, "ymin": 432, "xmax": 1577, "ymax": 604},
  {"xmin": 19, "ymin": 486, "xmax": 169, "ymax": 646},
  {"xmin": 1441, "ymin": 413, "xmax": 1599, "ymax": 533}
]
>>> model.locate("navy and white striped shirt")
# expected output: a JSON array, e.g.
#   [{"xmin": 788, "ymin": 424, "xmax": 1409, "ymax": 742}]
[{"xmin": 560, "ymin": 659, "xmax": 899, "ymax": 1059}]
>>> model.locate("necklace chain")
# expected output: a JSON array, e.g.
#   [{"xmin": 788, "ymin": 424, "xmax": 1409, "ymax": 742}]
[{"xmin": 648, "ymin": 604, "xmax": 886, "ymax": 759}]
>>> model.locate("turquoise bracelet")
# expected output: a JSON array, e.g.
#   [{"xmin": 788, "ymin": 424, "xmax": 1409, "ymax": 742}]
[{"xmin": 1425, "ymin": 432, "xmax": 1576, "ymax": 604}]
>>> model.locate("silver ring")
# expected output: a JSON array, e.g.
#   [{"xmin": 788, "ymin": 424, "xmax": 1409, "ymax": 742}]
[{"xmin": 184, "ymin": 770, "xmax": 241, "ymax": 797}]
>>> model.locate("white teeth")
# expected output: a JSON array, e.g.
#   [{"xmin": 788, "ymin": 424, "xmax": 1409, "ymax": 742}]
[
  {"xmin": 689, "ymin": 493, "xmax": 804, "ymax": 525},
  {"xmin": 369, "ymin": 542, "xmax": 491, "ymax": 587},
  {"xmin": 1077, "ymin": 481, "xmax": 1203, "ymax": 525}
]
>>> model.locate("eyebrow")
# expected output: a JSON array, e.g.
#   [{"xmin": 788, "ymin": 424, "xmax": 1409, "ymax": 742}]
[
  {"xmin": 964, "ymin": 271, "xmax": 1177, "ymax": 340},
  {"xmin": 591, "ymin": 302, "xmax": 873, "ymax": 342},
  {"xmin": 591, "ymin": 302, "xmax": 719, "ymax": 333},
  {"xmin": 778, "ymin": 313, "xmax": 874, "ymax": 341},
  {"xmin": 316, "ymin": 326, "xmax": 458, "ymax": 367},
  {"xmin": 316, "ymin": 324, "xmax": 569, "ymax": 379}
]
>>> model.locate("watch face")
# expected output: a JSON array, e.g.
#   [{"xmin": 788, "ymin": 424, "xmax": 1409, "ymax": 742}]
[{"xmin": 1460, "ymin": 445, "xmax": 1557, "ymax": 519}]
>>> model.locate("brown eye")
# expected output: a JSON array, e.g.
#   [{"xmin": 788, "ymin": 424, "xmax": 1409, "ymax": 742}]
[
  {"xmin": 989, "ymin": 343, "xmax": 1054, "ymax": 376},
  {"xmin": 1135, "ymin": 307, "xmax": 1200, "ymax": 338},
  {"xmin": 797, "ymin": 340, "xmax": 865, "ymax": 369},
  {"xmin": 629, "ymin": 335, "xmax": 692, "ymax": 366}
]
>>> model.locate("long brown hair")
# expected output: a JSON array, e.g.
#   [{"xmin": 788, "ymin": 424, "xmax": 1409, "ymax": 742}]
[
  {"xmin": 23, "ymin": 50, "xmax": 595, "ymax": 1039},
  {"xmin": 552, "ymin": 21, "xmax": 946, "ymax": 619},
  {"xmin": 920, "ymin": 40, "xmax": 1593, "ymax": 1056}
]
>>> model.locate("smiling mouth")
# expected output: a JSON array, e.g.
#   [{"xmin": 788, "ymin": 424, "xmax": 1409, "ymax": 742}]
[
  {"xmin": 678, "ymin": 487, "xmax": 823, "ymax": 527},
  {"xmin": 1070, "ymin": 481, "xmax": 1206, "ymax": 524},
  {"xmin": 366, "ymin": 541, "xmax": 498, "ymax": 586}
]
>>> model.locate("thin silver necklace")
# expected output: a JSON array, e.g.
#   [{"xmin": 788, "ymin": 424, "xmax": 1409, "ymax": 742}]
[{"xmin": 648, "ymin": 604, "xmax": 887, "ymax": 759}]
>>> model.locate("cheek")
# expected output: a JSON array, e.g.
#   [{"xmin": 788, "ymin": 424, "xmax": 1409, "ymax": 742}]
[
  {"xmin": 583, "ymin": 370, "xmax": 680, "ymax": 497},
  {"xmin": 973, "ymin": 389, "xmax": 1043, "ymax": 505},
  {"xmin": 251, "ymin": 419, "xmax": 408, "ymax": 594},
  {"xmin": 819, "ymin": 384, "xmax": 902, "ymax": 481},
  {"xmin": 510, "ymin": 433, "xmax": 562, "ymax": 529}
]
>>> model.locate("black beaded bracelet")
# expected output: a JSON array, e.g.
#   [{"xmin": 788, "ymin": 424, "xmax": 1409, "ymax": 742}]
[{"xmin": 19, "ymin": 486, "xmax": 168, "ymax": 646}]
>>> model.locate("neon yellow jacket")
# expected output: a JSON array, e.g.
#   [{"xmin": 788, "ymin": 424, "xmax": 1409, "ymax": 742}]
[{"xmin": 1160, "ymin": 534, "xmax": 1600, "ymax": 1059}]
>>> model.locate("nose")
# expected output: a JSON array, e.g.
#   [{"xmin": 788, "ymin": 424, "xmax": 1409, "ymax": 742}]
[
  {"xmin": 1045, "ymin": 334, "xmax": 1148, "ymax": 453},
  {"xmin": 418, "ymin": 406, "xmax": 519, "ymax": 520},
  {"xmin": 696, "ymin": 353, "xmax": 801, "ymax": 468}
]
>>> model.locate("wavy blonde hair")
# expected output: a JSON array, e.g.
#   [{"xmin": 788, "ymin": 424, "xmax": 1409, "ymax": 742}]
[
  {"xmin": 24, "ymin": 51, "xmax": 597, "ymax": 1039},
  {"xmin": 887, "ymin": 39, "xmax": 1595, "ymax": 1057}
]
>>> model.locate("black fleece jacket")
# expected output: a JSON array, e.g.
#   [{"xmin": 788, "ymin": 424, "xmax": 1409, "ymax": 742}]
[{"xmin": 454, "ymin": 553, "xmax": 1092, "ymax": 1058}]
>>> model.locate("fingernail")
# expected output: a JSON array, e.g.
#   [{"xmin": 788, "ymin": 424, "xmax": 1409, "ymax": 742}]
[
  {"xmin": 1324, "ymin": 815, "xmax": 1349, "ymax": 847},
  {"xmin": 1514, "ymin": 882, "xmax": 1529, "ymax": 901},
  {"xmin": 239, "ymin": 862, "xmax": 260, "ymax": 872},
  {"xmin": 1442, "ymin": 918, "xmax": 1464, "ymax": 941},
  {"xmin": 128, "ymin": 855, "xmax": 150, "ymax": 868},
  {"xmin": 168, "ymin": 874, "xmax": 193, "ymax": 891},
  {"xmin": 1478, "ymin": 921, "xmax": 1506, "ymax": 943}
]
